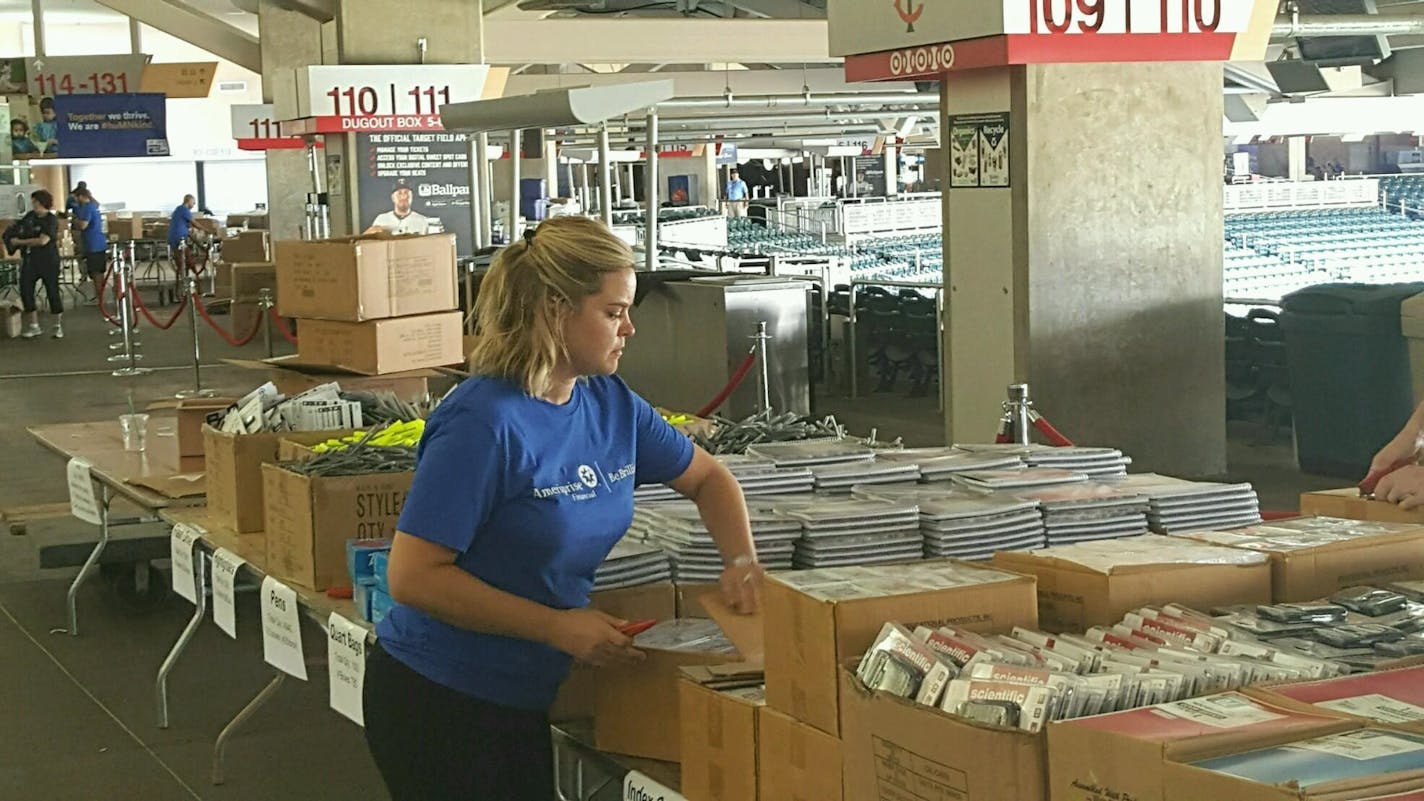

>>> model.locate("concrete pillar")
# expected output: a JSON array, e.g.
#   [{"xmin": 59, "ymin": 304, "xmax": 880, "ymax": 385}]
[
  {"xmin": 941, "ymin": 63, "xmax": 1225, "ymax": 476},
  {"xmin": 885, "ymin": 145, "xmax": 899, "ymax": 196},
  {"xmin": 542, "ymin": 130, "xmax": 558, "ymax": 200},
  {"xmin": 259, "ymin": 0, "xmax": 325, "ymax": 242},
  {"xmin": 702, "ymin": 145, "xmax": 718, "ymax": 209},
  {"xmin": 1288, "ymin": 136, "xmax": 1309, "ymax": 181}
]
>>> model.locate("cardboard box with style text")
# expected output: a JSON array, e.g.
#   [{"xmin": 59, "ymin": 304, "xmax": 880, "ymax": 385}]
[
  {"xmin": 679, "ymin": 665, "xmax": 764, "ymax": 801},
  {"xmin": 1302, "ymin": 489, "xmax": 1424, "ymax": 526},
  {"xmin": 759, "ymin": 707, "xmax": 842, "ymax": 801},
  {"xmin": 1048, "ymin": 692, "xmax": 1357, "ymax": 801},
  {"xmin": 274, "ymin": 233, "xmax": 458, "ymax": 322},
  {"xmin": 550, "ymin": 582, "xmax": 678, "ymax": 722},
  {"xmin": 261, "ymin": 461, "xmax": 413, "ymax": 591},
  {"xmin": 840, "ymin": 667, "xmax": 1047, "ymax": 801},
  {"xmin": 203, "ymin": 425, "xmax": 354, "ymax": 533},
  {"xmin": 296, "ymin": 311, "xmax": 464, "ymax": 376},
  {"xmin": 764, "ymin": 561, "xmax": 1038, "ymax": 737},
  {"xmin": 992, "ymin": 548, "xmax": 1271, "ymax": 633}
]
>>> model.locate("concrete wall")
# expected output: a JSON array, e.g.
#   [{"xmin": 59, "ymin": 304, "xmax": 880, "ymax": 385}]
[
  {"xmin": 336, "ymin": 0, "xmax": 483, "ymax": 63},
  {"xmin": 1022, "ymin": 62, "xmax": 1225, "ymax": 476},
  {"xmin": 259, "ymin": 0, "xmax": 324, "ymax": 242}
]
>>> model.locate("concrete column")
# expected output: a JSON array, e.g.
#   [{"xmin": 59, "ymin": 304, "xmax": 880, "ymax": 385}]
[
  {"xmin": 885, "ymin": 145, "xmax": 899, "ymax": 196},
  {"xmin": 645, "ymin": 109, "xmax": 659, "ymax": 272},
  {"xmin": 30, "ymin": 0, "xmax": 43, "ymax": 57},
  {"xmin": 1288, "ymin": 136, "xmax": 1309, "ymax": 181},
  {"xmin": 509, "ymin": 129, "xmax": 521, "ymax": 240},
  {"xmin": 598, "ymin": 124, "xmax": 613, "ymax": 225},
  {"xmin": 940, "ymin": 62, "xmax": 1224, "ymax": 476},
  {"xmin": 702, "ymin": 144, "xmax": 718, "ymax": 209},
  {"xmin": 542, "ymin": 129, "xmax": 558, "ymax": 200},
  {"xmin": 128, "ymin": 17, "xmax": 141, "ymax": 54},
  {"xmin": 259, "ymin": 0, "xmax": 325, "ymax": 242}
]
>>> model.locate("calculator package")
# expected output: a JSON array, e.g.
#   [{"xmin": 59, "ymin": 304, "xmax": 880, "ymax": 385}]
[
  {"xmin": 856, "ymin": 622, "xmax": 955, "ymax": 707},
  {"xmin": 939, "ymin": 678, "xmax": 1058, "ymax": 732}
]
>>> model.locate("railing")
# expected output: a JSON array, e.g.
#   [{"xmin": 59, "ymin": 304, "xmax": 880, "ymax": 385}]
[{"xmin": 847, "ymin": 278, "xmax": 945, "ymax": 412}]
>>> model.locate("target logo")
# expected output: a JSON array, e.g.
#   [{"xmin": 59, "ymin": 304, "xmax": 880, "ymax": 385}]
[
  {"xmin": 889, "ymin": 44, "xmax": 956, "ymax": 77},
  {"xmin": 578, "ymin": 465, "xmax": 599, "ymax": 489}
]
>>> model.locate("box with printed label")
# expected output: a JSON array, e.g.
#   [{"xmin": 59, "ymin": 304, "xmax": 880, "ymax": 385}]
[
  {"xmin": 759, "ymin": 707, "xmax": 842, "ymax": 801},
  {"xmin": 295, "ymin": 311, "xmax": 464, "ymax": 376},
  {"xmin": 1048, "ymin": 692, "xmax": 1357, "ymax": 801},
  {"xmin": 679, "ymin": 665, "xmax": 764, "ymax": 801},
  {"xmin": 1302, "ymin": 489, "xmax": 1424, "ymax": 525},
  {"xmin": 1162, "ymin": 727, "xmax": 1424, "ymax": 801},
  {"xmin": 274, "ymin": 233, "xmax": 457, "ymax": 322},
  {"xmin": 1247, "ymin": 666, "xmax": 1424, "ymax": 735},
  {"xmin": 261, "ymin": 462, "xmax": 413, "ymax": 591},
  {"xmin": 550, "ymin": 582, "xmax": 677, "ymax": 723},
  {"xmin": 840, "ymin": 666, "xmax": 1047, "ymax": 801},
  {"xmin": 764, "ymin": 560, "xmax": 1038, "ymax": 737},
  {"xmin": 222, "ymin": 230, "xmax": 270, "ymax": 264},
  {"xmin": 992, "ymin": 537, "xmax": 1272, "ymax": 633},
  {"xmin": 203, "ymin": 425, "xmax": 355, "ymax": 533}
]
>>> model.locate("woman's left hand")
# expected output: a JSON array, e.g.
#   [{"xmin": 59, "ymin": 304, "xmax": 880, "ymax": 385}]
[{"xmin": 719, "ymin": 557, "xmax": 764, "ymax": 615}]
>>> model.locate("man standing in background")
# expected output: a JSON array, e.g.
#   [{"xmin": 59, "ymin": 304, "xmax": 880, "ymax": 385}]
[
  {"xmin": 725, "ymin": 169, "xmax": 749, "ymax": 217},
  {"xmin": 70, "ymin": 186, "xmax": 106, "ymax": 304},
  {"xmin": 169, "ymin": 194, "xmax": 197, "ymax": 273}
]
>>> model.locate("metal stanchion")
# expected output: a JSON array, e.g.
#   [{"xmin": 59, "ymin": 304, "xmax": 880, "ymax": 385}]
[
  {"xmin": 111, "ymin": 243, "xmax": 149, "ymax": 376},
  {"xmin": 752, "ymin": 321, "xmax": 773, "ymax": 413},
  {"xmin": 848, "ymin": 283, "xmax": 859, "ymax": 398},
  {"xmin": 259, "ymin": 288, "xmax": 274, "ymax": 358},
  {"xmin": 1006, "ymin": 384, "xmax": 1034, "ymax": 446},
  {"xmin": 107, "ymin": 243, "xmax": 123, "ymax": 342},
  {"xmin": 175, "ymin": 275, "xmax": 216, "ymax": 398}
]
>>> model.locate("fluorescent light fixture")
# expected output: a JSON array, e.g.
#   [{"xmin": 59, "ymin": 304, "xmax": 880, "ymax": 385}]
[{"xmin": 440, "ymin": 80, "xmax": 675, "ymax": 133}]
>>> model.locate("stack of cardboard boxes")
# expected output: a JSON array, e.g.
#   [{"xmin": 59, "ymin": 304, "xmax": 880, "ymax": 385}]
[{"xmin": 274, "ymin": 233, "xmax": 464, "ymax": 375}]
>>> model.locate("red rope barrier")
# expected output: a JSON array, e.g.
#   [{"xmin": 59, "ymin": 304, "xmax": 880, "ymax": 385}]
[
  {"xmin": 695, "ymin": 348, "xmax": 758, "ymax": 418},
  {"xmin": 193, "ymin": 294, "xmax": 263, "ymax": 347},
  {"xmin": 130, "ymin": 288, "xmax": 190, "ymax": 330},
  {"xmin": 269, "ymin": 307, "xmax": 298, "ymax": 345},
  {"xmin": 95, "ymin": 266, "xmax": 120, "ymax": 327},
  {"xmin": 1032, "ymin": 415, "xmax": 1075, "ymax": 448}
]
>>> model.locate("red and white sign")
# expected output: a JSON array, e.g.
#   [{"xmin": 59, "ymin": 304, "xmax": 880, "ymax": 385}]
[
  {"xmin": 29, "ymin": 55, "xmax": 148, "ymax": 97},
  {"xmin": 841, "ymin": 0, "xmax": 1278, "ymax": 82},
  {"xmin": 230, "ymin": 104, "xmax": 307, "ymax": 150},
  {"xmin": 288, "ymin": 64, "xmax": 502, "ymax": 134}
]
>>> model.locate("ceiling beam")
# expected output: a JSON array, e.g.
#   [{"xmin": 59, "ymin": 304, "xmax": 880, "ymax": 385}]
[
  {"xmin": 96, "ymin": 0, "xmax": 261, "ymax": 72},
  {"xmin": 484, "ymin": 18, "xmax": 830, "ymax": 65}
]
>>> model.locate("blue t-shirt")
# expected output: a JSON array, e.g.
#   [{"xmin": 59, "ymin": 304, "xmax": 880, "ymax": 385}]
[
  {"xmin": 375, "ymin": 374, "xmax": 694, "ymax": 710},
  {"xmin": 726, "ymin": 179, "xmax": 748, "ymax": 201},
  {"xmin": 76, "ymin": 200, "xmax": 105, "ymax": 253},
  {"xmin": 34, "ymin": 120, "xmax": 57, "ymax": 146},
  {"xmin": 169, "ymin": 204, "xmax": 193, "ymax": 246}
]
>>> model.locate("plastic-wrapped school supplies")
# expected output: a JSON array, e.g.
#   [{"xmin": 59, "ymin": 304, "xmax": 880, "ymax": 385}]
[
  {"xmin": 1105, "ymin": 473, "xmax": 1262, "ymax": 533},
  {"xmin": 1014, "ymin": 484, "xmax": 1151, "ymax": 546}
]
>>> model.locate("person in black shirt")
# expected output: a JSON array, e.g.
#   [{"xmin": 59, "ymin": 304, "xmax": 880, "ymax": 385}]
[{"xmin": 13, "ymin": 189, "xmax": 63, "ymax": 339}]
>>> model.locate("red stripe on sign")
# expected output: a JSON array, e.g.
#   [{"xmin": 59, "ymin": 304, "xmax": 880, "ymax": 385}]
[
  {"xmin": 844, "ymin": 36, "xmax": 1011, "ymax": 83},
  {"xmin": 236, "ymin": 138, "xmax": 310, "ymax": 151},
  {"xmin": 279, "ymin": 114, "xmax": 446, "ymax": 136},
  {"xmin": 1005, "ymin": 32, "xmax": 1239, "ymax": 63}
]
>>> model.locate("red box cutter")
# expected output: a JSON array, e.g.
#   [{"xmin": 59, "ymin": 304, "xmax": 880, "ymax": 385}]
[{"xmin": 618, "ymin": 619, "xmax": 657, "ymax": 637}]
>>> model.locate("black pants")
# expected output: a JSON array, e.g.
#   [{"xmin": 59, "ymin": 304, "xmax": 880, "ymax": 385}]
[
  {"xmin": 363, "ymin": 643, "xmax": 555, "ymax": 801},
  {"xmin": 20, "ymin": 257, "xmax": 61, "ymax": 314},
  {"xmin": 84, "ymin": 250, "xmax": 108, "ymax": 278}
]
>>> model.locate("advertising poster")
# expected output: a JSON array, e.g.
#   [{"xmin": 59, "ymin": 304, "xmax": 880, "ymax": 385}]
[
  {"xmin": 50, "ymin": 93, "xmax": 169, "ymax": 159},
  {"xmin": 357, "ymin": 131, "xmax": 474, "ymax": 257},
  {"xmin": 947, "ymin": 112, "xmax": 1011, "ymax": 189},
  {"xmin": 667, "ymin": 175, "xmax": 691, "ymax": 207},
  {"xmin": 854, "ymin": 156, "xmax": 888, "ymax": 196}
]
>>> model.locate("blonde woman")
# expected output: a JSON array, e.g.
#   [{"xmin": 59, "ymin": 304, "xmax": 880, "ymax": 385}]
[{"xmin": 363, "ymin": 216, "xmax": 761, "ymax": 801}]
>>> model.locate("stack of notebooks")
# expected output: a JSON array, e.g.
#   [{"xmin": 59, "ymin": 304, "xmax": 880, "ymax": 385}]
[
  {"xmin": 953, "ymin": 468, "xmax": 1091, "ymax": 493},
  {"xmin": 746, "ymin": 439, "xmax": 876, "ymax": 468},
  {"xmin": 956, "ymin": 443, "xmax": 1133, "ymax": 477},
  {"xmin": 778, "ymin": 498, "xmax": 924, "ymax": 569},
  {"xmin": 593, "ymin": 540, "xmax": 673, "ymax": 591},
  {"xmin": 633, "ymin": 454, "xmax": 816, "ymax": 502},
  {"xmin": 633, "ymin": 501, "xmax": 801, "ymax": 582},
  {"xmin": 1106, "ymin": 473, "xmax": 1262, "ymax": 533},
  {"xmin": 916, "ymin": 495, "xmax": 1047, "ymax": 560},
  {"xmin": 811, "ymin": 460, "xmax": 923, "ymax": 493},
  {"xmin": 1015, "ymin": 484, "xmax": 1152, "ymax": 545},
  {"xmin": 874, "ymin": 448, "xmax": 1026, "ymax": 482}
]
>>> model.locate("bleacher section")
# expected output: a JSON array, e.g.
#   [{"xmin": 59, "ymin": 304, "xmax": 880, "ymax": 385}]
[
  {"xmin": 1224, "ymin": 208, "xmax": 1424, "ymax": 300},
  {"xmin": 1380, "ymin": 175, "xmax": 1424, "ymax": 213}
]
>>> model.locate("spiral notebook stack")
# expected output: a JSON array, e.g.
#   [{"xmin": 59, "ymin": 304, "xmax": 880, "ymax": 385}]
[
  {"xmin": 633, "ymin": 454, "xmax": 817, "ymax": 502},
  {"xmin": 746, "ymin": 439, "xmax": 877, "ymax": 468},
  {"xmin": 952, "ymin": 468, "xmax": 1091, "ymax": 493},
  {"xmin": 1014, "ymin": 483, "xmax": 1152, "ymax": 545},
  {"xmin": 1105, "ymin": 473, "xmax": 1263, "ymax": 534},
  {"xmin": 916, "ymin": 495, "xmax": 1046, "ymax": 560},
  {"xmin": 874, "ymin": 448, "xmax": 1027, "ymax": 482},
  {"xmin": 810, "ymin": 460, "xmax": 923, "ymax": 493},
  {"xmin": 593, "ymin": 540, "xmax": 673, "ymax": 591},
  {"xmin": 955, "ymin": 444, "xmax": 1133, "ymax": 477},
  {"xmin": 636, "ymin": 500, "xmax": 801, "ymax": 582},
  {"xmin": 779, "ymin": 498, "xmax": 924, "ymax": 569}
]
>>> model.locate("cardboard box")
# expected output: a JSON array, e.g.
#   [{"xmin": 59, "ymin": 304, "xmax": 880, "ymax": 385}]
[
  {"xmin": 105, "ymin": 214, "xmax": 145, "ymax": 241},
  {"xmin": 222, "ymin": 357, "xmax": 439, "ymax": 401},
  {"xmin": 1048, "ymin": 692, "xmax": 1357, "ymax": 801},
  {"xmin": 192, "ymin": 217, "xmax": 223, "ymax": 237},
  {"xmin": 222, "ymin": 230, "xmax": 270, "ymax": 264},
  {"xmin": 147, "ymin": 220, "xmax": 171, "ymax": 243},
  {"xmin": 1247, "ymin": 666, "xmax": 1424, "ymax": 735},
  {"xmin": 296, "ymin": 312, "xmax": 464, "ymax": 375},
  {"xmin": 231, "ymin": 262, "xmax": 277, "ymax": 300},
  {"xmin": 759, "ymin": 707, "xmax": 842, "ymax": 801},
  {"xmin": 227, "ymin": 212, "xmax": 269, "ymax": 230},
  {"xmin": 1302, "ymin": 489, "xmax": 1424, "ymax": 526},
  {"xmin": 992, "ymin": 546, "xmax": 1271, "ymax": 634},
  {"xmin": 840, "ymin": 667, "xmax": 1047, "ymax": 801},
  {"xmin": 764, "ymin": 561, "xmax": 1039, "ymax": 736},
  {"xmin": 550, "ymin": 582, "xmax": 678, "ymax": 722},
  {"xmin": 679, "ymin": 665, "xmax": 764, "ymax": 801},
  {"xmin": 214, "ymin": 262, "xmax": 233, "ymax": 296},
  {"xmin": 1176, "ymin": 522, "xmax": 1424, "ymax": 602},
  {"xmin": 274, "ymin": 233, "xmax": 458, "ymax": 322},
  {"xmin": 147, "ymin": 398, "xmax": 237, "ymax": 458},
  {"xmin": 204, "ymin": 426, "xmax": 355, "ymax": 533},
  {"xmin": 678, "ymin": 582, "xmax": 721, "ymax": 618},
  {"xmin": 261, "ymin": 462, "xmax": 414, "ymax": 591}
]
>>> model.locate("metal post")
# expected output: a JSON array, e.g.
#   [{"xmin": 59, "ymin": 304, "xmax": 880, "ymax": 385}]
[
  {"xmin": 599, "ymin": 123, "xmax": 613, "ymax": 227},
  {"xmin": 476, "ymin": 132, "xmax": 492, "ymax": 247},
  {"xmin": 157, "ymin": 550, "xmax": 207, "ymax": 727},
  {"xmin": 468, "ymin": 136, "xmax": 485, "ymax": 248},
  {"xmin": 176, "ymin": 275, "xmax": 215, "ymax": 398},
  {"xmin": 752, "ymin": 321, "xmax": 773, "ymax": 413},
  {"xmin": 1008, "ymin": 383, "xmax": 1033, "ymax": 446},
  {"xmin": 645, "ymin": 108, "xmax": 660, "ymax": 273},
  {"xmin": 258, "ymin": 287, "xmax": 274, "ymax": 358},
  {"xmin": 31, "ymin": 0, "xmax": 44, "ymax": 57},
  {"xmin": 111, "ymin": 244, "xmax": 148, "ymax": 376},
  {"xmin": 848, "ymin": 282, "xmax": 859, "ymax": 398},
  {"xmin": 213, "ymin": 672, "xmax": 286, "ymax": 785},
  {"xmin": 509, "ymin": 129, "xmax": 522, "ymax": 241},
  {"xmin": 935, "ymin": 287, "xmax": 945, "ymax": 413},
  {"xmin": 579, "ymin": 164, "xmax": 591, "ymax": 213},
  {"xmin": 64, "ymin": 487, "xmax": 109, "ymax": 635}
]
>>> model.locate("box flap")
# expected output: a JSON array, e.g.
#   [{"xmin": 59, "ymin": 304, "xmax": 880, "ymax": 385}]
[
  {"xmin": 700, "ymin": 593, "xmax": 765, "ymax": 661},
  {"xmin": 127, "ymin": 472, "xmax": 206, "ymax": 498},
  {"xmin": 222, "ymin": 356, "xmax": 442, "ymax": 380}
]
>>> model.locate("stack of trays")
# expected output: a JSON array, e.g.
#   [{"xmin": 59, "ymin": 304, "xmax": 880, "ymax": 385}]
[
  {"xmin": 779, "ymin": 499, "xmax": 924, "ymax": 569},
  {"xmin": 811, "ymin": 460, "xmax": 922, "ymax": 493},
  {"xmin": 956, "ymin": 443, "xmax": 1132, "ymax": 477},
  {"xmin": 1105, "ymin": 473, "xmax": 1262, "ymax": 533},
  {"xmin": 875, "ymin": 447, "xmax": 1026, "ymax": 482},
  {"xmin": 1014, "ymin": 483, "xmax": 1152, "ymax": 545},
  {"xmin": 952, "ymin": 468, "xmax": 1090, "ymax": 493},
  {"xmin": 632, "ymin": 454, "xmax": 816, "ymax": 502},
  {"xmin": 593, "ymin": 540, "xmax": 673, "ymax": 591},
  {"xmin": 917, "ymin": 495, "xmax": 1046, "ymax": 560},
  {"xmin": 746, "ymin": 439, "xmax": 876, "ymax": 468},
  {"xmin": 637, "ymin": 501, "xmax": 800, "ymax": 582}
]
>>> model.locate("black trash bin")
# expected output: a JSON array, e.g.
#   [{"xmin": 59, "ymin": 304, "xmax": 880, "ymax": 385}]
[{"xmin": 1280, "ymin": 282, "xmax": 1424, "ymax": 479}]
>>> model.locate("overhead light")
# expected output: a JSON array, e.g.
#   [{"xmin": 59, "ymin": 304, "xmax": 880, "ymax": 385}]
[{"xmin": 440, "ymin": 81, "xmax": 675, "ymax": 133}]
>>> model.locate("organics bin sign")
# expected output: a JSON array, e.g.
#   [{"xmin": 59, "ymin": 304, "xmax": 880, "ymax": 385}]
[{"xmin": 51, "ymin": 93, "xmax": 170, "ymax": 158}]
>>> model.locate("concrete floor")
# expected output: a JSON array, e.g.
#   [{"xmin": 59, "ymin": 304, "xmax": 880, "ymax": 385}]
[{"xmin": 0, "ymin": 292, "xmax": 1342, "ymax": 799}]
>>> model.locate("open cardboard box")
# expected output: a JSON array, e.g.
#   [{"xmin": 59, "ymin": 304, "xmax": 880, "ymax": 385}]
[
  {"xmin": 147, "ymin": 397, "xmax": 237, "ymax": 458},
  {"xmin": 679, "ymin": 663, "xmax": 765, "ymax": 801},
  {"xmin": 758, "ymin": 706, "xmax": 842, "ymax": 801},
  {"xmin": 204, "ymin": 425, "xmax": 355, "ymax": 533},
  {"xmin": 1302, "ymin": 489, "xmax": 1424, "ymax": 526},
  {"xmin": 550, "ymin": 582, "xmax": 678, "ymax": 723},
  {"xmin": 1244, "ymin": 665, "xmax": 1424, "ymax": 736},
  {"xmin": 223, "ymin": 357, "xmax": 440, "ymax": 400}
]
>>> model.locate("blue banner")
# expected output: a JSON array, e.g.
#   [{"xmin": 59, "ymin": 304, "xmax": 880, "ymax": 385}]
[{"xmin": 51, "ymin": 93, "xmax": 169, "ymax": 159}]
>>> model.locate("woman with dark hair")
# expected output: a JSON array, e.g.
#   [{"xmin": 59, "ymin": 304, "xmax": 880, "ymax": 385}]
[{"xmin": 13, "ymin": 189, "xmax": 63, "ymax": 339}]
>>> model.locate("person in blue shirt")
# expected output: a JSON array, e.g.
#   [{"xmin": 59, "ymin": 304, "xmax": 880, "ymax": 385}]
[
  {"xmin": 364, "ymin": 215, "xmax": 762, "ymax": 801},
  {"xmin": 34, "ymin": 97, "xmax": 57, "ymax": 154},
  {"xmin": 70, "ymin": 187, "xmax": 107, "ymax": 303},
  {"xmin": 725, "ymin": 168, "xmax": 749, "ymax": 217},
  {"xmin": 10, "ymin": 119, "xmax": 36, "ymax": 156},
  {"xmin": 169, "ymin": 194, "xmax": 196, "ymax": 272}
]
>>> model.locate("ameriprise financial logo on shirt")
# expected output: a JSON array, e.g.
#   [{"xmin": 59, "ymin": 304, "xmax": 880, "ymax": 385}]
[{"xmin": 533, "ymin": 462, "xmax": 636, "ymax": 501}]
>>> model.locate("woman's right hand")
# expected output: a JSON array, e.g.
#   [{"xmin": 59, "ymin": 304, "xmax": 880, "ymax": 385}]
[
  {"xmin": 1365, "ymin": 432, "xmax": 1423, "ymax": 493},
  {"xmin": 546, "ymin": 609, "xmax": 644, "ymax": 667}
]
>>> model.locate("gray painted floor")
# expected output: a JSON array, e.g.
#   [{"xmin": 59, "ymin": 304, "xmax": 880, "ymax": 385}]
[{"xmin": 0, "ymin": 294, "xmax": 1337, "ymax": 798}]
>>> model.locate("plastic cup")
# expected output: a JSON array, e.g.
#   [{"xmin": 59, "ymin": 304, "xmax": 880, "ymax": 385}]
[{"xmin": 119, "ymin": 413, "xmax": 149, "ymax": 452}]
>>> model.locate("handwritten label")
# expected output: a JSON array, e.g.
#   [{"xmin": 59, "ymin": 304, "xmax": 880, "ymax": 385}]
[
  {"xmin": 66, "ymin": 458, "xmax": 101, "ymax": 525},
  {"xmin": 327, "ymin": 613, "xmax": 367, "ymax": 726},
  {"xmin": 260, "ymin": 577, "xmax": 307, "ymax": 681},
  {"xmin": 168, "ymin": 523, "xmax": 202, "ymax": 604},
  {"xmin": 624, "ymin": 771, "xmax": 686, "ymax": 801},
  {"xmin": 211, "ymin": 548, "xmax": 245, "ymax": 639}
]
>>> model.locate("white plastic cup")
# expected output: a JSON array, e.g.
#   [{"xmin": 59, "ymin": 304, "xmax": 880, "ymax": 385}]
[{"xmin": 119, "ymin": 413, "xmax": 149, "ymax": 452}]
